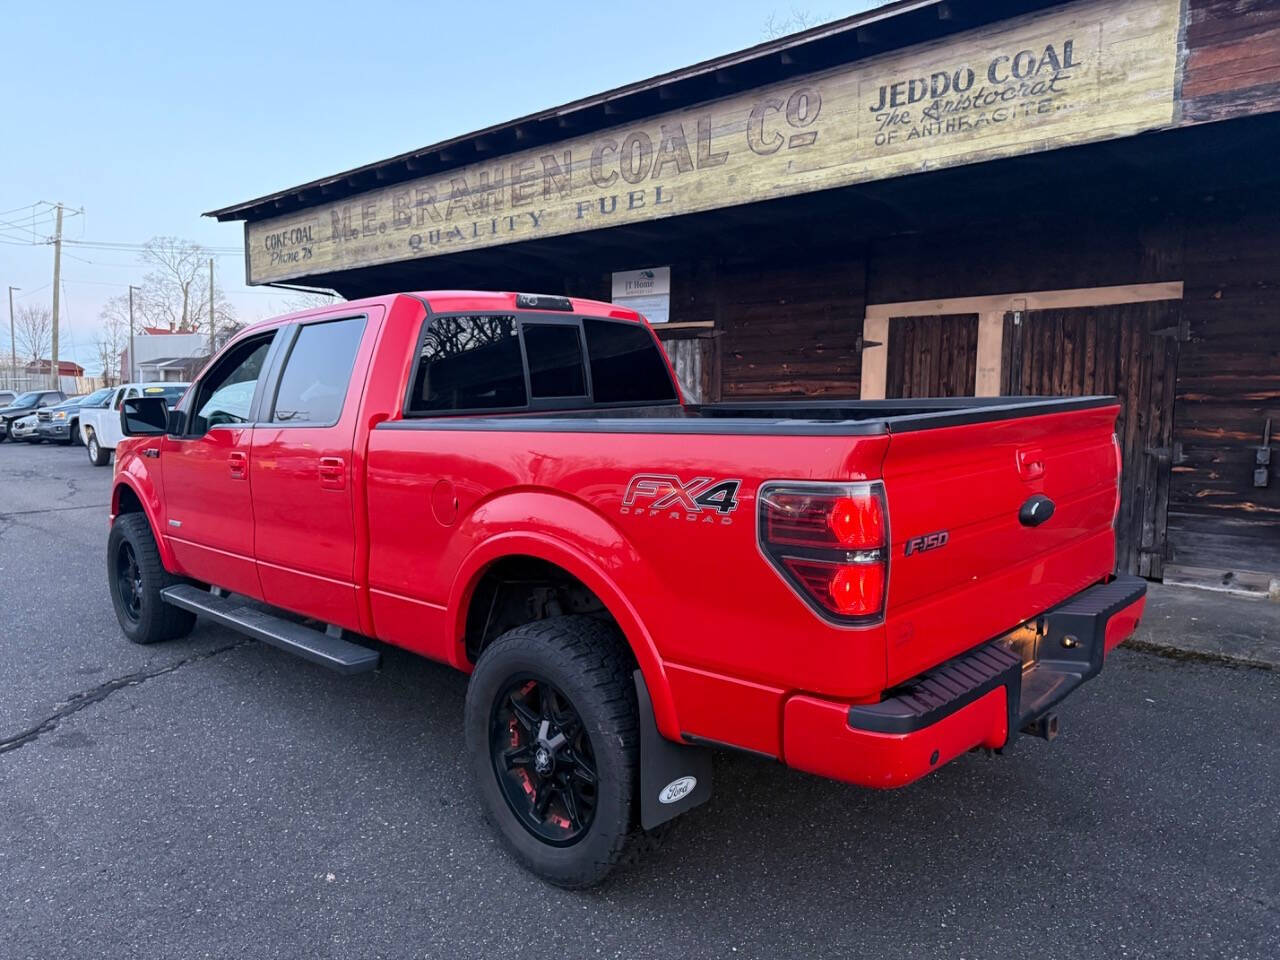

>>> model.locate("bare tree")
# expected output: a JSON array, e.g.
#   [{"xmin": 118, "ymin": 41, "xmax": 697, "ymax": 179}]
[
  {"xmin": 96, "ymin": 294, "xmax": 131, "ymax": 384},
  {"xmin": 284, "ymin": 289, "xmax": 344, "ymax": 312},
  {"xmin": 14, "ymin": 304, "xmax": 53, "ymax": 365},
  {"xmin": 137, "ymin": 236, "xmax": 237, "ymax": 335},
  {"xmin": 764, "ymin": 7, "xmax": 828, "ymax": 37}
]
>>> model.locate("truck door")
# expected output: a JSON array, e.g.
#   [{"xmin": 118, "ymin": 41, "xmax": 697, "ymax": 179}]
[
  {"xmin": 105, "ymin": 386, "xmax": 139, "ymax": 447},
  {"xmin": 249, "ymin": 311, "xmax": 378, "ymax": 633},
  {"xmin": 159, "ymin": 330, "xmax": 278, "ymax": 599}
]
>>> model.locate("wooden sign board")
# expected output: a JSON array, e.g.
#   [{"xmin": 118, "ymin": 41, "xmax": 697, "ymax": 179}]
[{"xmin": 245, "ymin": 0, "xmax": 1181, "ymax": 284}]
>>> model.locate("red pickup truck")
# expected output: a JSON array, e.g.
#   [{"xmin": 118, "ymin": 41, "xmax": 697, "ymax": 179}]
[{"xmin": 108, "ymin": 290, "xmax": 1146, "ymax": 887}]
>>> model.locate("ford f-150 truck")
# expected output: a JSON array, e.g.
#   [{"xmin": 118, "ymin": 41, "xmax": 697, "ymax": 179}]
[{"xmin": 107, "ymin": 290, "xmax": 1146, "ymax": 887}]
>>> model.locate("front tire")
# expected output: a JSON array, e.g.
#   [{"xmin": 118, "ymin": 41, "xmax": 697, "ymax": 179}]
[
  {"xmin": 465, "ymin": 616, "xmax": 642, "ymax": 888},
  {"xmin": 108, "ymin": 514, "xmax": 196, "ymax": 644},
  {"xmin": 87, "ymin": 431, "xmax": 110, "ymax": 466}
]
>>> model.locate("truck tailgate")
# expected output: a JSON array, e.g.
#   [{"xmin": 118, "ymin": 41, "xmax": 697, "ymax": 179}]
[{"xmin": 879, "ymin": 403, "xmax": 1121, "ymax": 685}]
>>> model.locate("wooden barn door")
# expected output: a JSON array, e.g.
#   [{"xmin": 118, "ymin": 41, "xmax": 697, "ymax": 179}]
[
  {"xmin": 886, "ymin": 314, "xmax": 979, "ymax": 398},
  {"xmin": 1001, "ymin": 301, "xmax": 1182, "ymax": 578}
]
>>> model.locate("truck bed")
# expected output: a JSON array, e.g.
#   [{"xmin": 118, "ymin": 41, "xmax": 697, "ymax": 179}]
[{"xmin": 377, "ymin": 396, "xmax": 1115, "ymax": 436}]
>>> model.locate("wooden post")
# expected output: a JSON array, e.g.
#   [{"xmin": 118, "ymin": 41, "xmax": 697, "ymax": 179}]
[
  {"xmin": 49, "ymin": 203, "xmax": 63, "ymax": 390},
  {"xmin": 7, "ymin": 285, "xmax": 18, "ymax": 384},
  {"xmin": 128, "ymin": 284, "xmax": 139, "ymax": 383},
  {"xmin": 208, "ymin": 257, "xmax": 215, "ymax": 357}
]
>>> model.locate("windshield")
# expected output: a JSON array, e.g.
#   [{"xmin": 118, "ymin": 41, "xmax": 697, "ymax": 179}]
[
  {"xmin": 77, "ymin": 387, "xmax": 113, "ymax": 406},
  {"xmin": 9, "ymin": 391, "xmax": 42, "ymax": 407}
]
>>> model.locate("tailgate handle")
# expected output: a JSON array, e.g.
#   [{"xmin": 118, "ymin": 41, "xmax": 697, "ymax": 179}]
[
  {"xmin": 1017, "ymin": 448, "xmax": 1045, "ymax": 480},
  {"xmin": 1019, "ymin": 494, "xmax": 1055, "ymax": 527}
]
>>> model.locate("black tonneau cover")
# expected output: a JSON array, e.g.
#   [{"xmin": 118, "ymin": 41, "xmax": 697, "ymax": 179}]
[{"xmin": 378, "ymin": 396, "xmax": 1116, "ymax": 437}]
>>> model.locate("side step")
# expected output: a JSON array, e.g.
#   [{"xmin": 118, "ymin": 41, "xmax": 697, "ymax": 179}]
[{"xmin": 160, "ymin": 584, "xmax": 380, "ymax": 675}]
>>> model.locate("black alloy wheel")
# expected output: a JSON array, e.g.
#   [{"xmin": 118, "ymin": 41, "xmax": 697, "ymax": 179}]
[
  {"xmin": 106, "ymin": 513, "xmax": 196, "ymax": 644},
  {"xmin": 115, "ymin": 539, "xmax": 144, "ymax": 623},
  {"xmin": 490, "ymin": 676, "xmax": 599, "ymax": 845},
  {"xmin": 464, "ymin": 615, "xmax": 650, "ymax": 888}
]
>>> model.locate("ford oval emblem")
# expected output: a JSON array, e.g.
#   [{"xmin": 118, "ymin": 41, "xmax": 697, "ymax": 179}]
[{"xmin": 658, "ymin": 776, "xmax": 697, "ymax": 804}]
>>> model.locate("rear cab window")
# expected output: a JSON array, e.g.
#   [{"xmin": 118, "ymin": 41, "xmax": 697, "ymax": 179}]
[{"xmin": 405, "ymin": 313, "xmax": 676, "ymax": 416}]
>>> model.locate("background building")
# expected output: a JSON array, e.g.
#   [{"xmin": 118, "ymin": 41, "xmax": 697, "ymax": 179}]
[
  {"xmin": 207, "ymin": 0, "xmax": 1279, "ymax": 596},
  {"xmin": 119, "ymin": 327, "xmax": 206, "ymax": 384}
]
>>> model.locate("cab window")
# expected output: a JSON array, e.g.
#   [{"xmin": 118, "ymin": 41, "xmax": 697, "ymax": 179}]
[
  {"xmin": 408, "ymin": 315, "xmax": 526, "ymax": 413},
  {"xmin": 187, "ymin": 333, "xmax": 274, "ymax": 434},
  {"xmin": 270, "ymin": 317, "xmax": 365, "ymax": 424}
]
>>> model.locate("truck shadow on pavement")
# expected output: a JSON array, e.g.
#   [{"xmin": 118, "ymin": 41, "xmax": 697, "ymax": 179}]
[{"xmin": 161, "ymin": 629, "xmax": 1277, "ymax": 957}]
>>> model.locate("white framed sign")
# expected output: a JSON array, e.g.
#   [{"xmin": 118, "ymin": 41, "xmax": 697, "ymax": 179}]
[{"xmin": 612, "ymin": 266, "xmax": 671, "ymax": 324}]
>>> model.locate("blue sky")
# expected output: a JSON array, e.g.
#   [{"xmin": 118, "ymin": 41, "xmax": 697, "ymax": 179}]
[{"xmin": 2, "ymin": 1, "xmax": 879, "ymax": 372}]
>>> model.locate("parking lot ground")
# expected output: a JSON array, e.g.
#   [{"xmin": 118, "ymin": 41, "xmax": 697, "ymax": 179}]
[{"xmin": 2, "ymin": 443, "xmax": 1277, "ymax": 960}]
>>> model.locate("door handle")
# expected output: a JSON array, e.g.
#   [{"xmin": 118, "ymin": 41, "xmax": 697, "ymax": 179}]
[
  {"xmin": 228, "ymin": 451, "xmax": 247, "ymax": 480},
  {"xmin": 319, "ymin": 456, "xmax": 346, "ymax": 489}
]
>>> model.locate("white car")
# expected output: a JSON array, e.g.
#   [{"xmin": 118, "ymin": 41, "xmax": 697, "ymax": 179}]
[
  {"xmin": 81, "ymin": 381, "xmax": 190, "ymax": 466},
  {"xmin": 10, "ymin": 413, "xmax": 39, "ymax": 442}
]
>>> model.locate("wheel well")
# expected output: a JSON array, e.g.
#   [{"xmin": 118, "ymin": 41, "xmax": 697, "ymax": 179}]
[
  {"xmin": 114, "ymin": 484, "xmax": 144, "ymax": 517},
  {"xmin": 464, "ymin": 556, "xmax": 627, "ymax": 664}
]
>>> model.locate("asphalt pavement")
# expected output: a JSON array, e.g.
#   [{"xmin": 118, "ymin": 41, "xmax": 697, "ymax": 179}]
[{"xmin": 1, "ymin": 442, "xmax": 1277, "ymax": 960}]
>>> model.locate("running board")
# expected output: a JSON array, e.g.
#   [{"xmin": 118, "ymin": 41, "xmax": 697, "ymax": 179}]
[{"xmin": 160, "ymin": 584, "xmax": 380, "ymax": 675}]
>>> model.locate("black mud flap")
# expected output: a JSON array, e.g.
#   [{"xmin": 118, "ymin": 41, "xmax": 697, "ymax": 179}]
[{"xmin": 634, "ymin": 670, "xmax": 712, "ymax": 830}]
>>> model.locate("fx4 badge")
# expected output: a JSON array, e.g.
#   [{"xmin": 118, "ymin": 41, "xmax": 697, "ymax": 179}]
[
  {"xmin": 621, "ymin": 474, "xmax": 742, "ymax": 525},
  {"xmin": 904, "ymin": 530, "xmax": 949, "ymax": 556}
]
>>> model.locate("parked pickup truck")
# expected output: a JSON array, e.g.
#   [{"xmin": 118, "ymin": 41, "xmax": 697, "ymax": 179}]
[
  {"xmin": 81, "ymin": 381, "xmax": 189, "ymax": 465},
  {"xmin": 106, "ymin": 291, "xmax": 1146, "ymax": 887}
]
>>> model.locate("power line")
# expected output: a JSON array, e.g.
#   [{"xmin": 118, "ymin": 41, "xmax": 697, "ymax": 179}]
[{"xmin": 62, "ymin": 238, "xmax": 244, "ymax": 255}]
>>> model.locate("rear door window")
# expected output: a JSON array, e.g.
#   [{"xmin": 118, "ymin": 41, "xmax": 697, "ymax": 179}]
[
  {"xmin": 270, "ymin": 317, "xmax": 366, "ymax": 424},
  {"xmin": 523, "ymin": 323, "xmax": 586, "ymax": 398},
  {"xmin": 409, "ymin": 315, "xmax": 526, "ymax": 413}
]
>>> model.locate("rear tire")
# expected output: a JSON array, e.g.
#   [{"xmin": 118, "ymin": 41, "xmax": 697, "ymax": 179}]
[
  {"xmin": 464, "ymin": 616, "xmax": 644, "ymax": 888},
  {"xmin": 108, "ymin": 514, "xmax": 196, "ymax": 644},
  {"xmin": 87, "ymin": 431, "xmax": 110, "ymax": 466}
]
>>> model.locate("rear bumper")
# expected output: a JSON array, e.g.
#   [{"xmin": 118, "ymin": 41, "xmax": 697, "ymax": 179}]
[{"xmin": 782, "ymin": 575, "xmax": 1147, "ymax": 788}]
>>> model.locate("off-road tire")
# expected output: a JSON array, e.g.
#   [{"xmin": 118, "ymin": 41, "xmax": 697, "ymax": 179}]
[
  {"xmin": 465, "ymin": 615, "xmax": 647, "ymax": 888},
  {"xmin": 86, "ymin": 430, "xmax": 110, "ymax": 466},
  {"xmin": 108, "ymin": 513, "xmax": 196, "ymax": 644}
]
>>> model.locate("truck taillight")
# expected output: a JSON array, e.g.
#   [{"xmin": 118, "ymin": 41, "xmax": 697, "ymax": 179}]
[{"xmin": 758, "ymin": 482, "xmax": 888, "ymax": 624}]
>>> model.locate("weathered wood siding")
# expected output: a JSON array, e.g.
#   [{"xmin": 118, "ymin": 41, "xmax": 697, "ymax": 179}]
[
  {"xmin": 1166, "ymin": 210, "xmax": 1280, "ymax": 578},
  {"xmin": 886, "ymin": 314, "xmax": 979, "ymax": 398},
  {"xmin": 715, "ymin": 258, "xmax": 866, "ymax": 399},
  {"xmin": 1181, "ymin": 0, "xmax": 1280, "ymax": 123}
]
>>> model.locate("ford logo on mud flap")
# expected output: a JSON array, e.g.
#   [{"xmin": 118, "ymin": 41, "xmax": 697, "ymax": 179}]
[{"xmin": 659, "ymin": 776, "xmax": 697, "ymax": 804}]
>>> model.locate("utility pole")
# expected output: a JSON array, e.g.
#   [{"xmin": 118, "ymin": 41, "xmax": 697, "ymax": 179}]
[
  {"xmin": 208, "ymin": 257, "xmax": 215, "ymax": 357},
  {"xmin": 7, "ymin": 286, "xmax": 18, "ymax": 387},
  {"xmin": 49, "ymin": 203, "xmax": 64, "ymax": 390},
  {"xmin": 128, "ymin": 284, "xmax": 141, "ymax": 384}
]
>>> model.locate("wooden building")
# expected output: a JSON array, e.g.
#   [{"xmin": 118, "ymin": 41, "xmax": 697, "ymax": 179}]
[{"xmin": 208, "ymin": 0, "xmax": 1279, "ymax": 595}]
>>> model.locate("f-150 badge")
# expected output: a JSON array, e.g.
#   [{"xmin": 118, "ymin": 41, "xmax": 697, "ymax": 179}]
[{"xmin": 620, "ymin": 474, "xmax": 742, "ymax": 525}]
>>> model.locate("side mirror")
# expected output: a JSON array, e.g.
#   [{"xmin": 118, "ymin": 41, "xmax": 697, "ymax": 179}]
[
  {"xmin": 166, "ymin": 407, "xmax": 187, "ymax": 436},
  {"xmin": 121, "ymin": 396, "xmax": 169, "ymax": 436}
]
